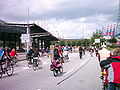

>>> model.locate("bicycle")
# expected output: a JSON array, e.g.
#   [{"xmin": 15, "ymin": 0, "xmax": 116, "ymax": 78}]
[
  {"xmin": 50, "ymin": 58, "xmax": 63, "ymax": 77},
  {"xmin": 100, "ymin": 69, "xmax": 108, "ymax": 90},
  {"xmin": 0, "ymin": 58, "xmax": 14, "ymax": 78},
  {"xmin": 32, "ymin": 57, "xmax": 42, "ymax": 71},
  {"xmin": 27, "ymin": 56, "xmax": 42, "ymax": 71},
  {"xmin": 11, "ymin": 57, "xmax": 19, "ymax": 67},
  {"xmin": 101, "ymin": 69, "xmax": 120, "ymax": 90}
]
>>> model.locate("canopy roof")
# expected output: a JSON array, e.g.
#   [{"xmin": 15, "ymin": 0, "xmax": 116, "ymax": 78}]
[{"xmin": 0, "ymin": 21, "xmax": 58, "ymax": 41}]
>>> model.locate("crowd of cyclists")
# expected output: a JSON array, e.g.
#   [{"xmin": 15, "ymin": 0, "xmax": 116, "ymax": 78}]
[{"xmin": 0, "ymin": 44, "xmax": 120, "ymax": 89}]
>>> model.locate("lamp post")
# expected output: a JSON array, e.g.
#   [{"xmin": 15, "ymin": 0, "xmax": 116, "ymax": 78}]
[
  {"xmin": 95, "ymin": 23, "xmax": 105, "ymax": 45},
  {"xmin": 56, "ymin": 31, "xmax": 59, "ymax": 39},
  {"xmin": 27, "ymin": 7, "xmax": 30, "ymax": 52}
]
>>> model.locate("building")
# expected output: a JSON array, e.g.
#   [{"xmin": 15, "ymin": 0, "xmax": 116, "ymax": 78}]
[{"xmin": 0, "ymin": 19, "xmax": 58, "ymax": 51}]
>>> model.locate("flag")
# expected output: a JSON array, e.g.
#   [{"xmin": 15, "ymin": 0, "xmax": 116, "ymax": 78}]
[
  {"xmin": 108, "ymin": 25, "xmax": 112, "ymax": 36},
  {"xmin": 104, "ymin": 26, "xmax": 109, "ymax": 36},
  {"xmin": 112, "ymin": 24, "xmax": 116, "ymax": 38}
]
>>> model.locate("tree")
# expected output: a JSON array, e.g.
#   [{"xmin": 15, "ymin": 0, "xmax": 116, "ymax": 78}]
[{"xmin": 108, "ymin": 38, "xmax": 117, "ymax": 43}]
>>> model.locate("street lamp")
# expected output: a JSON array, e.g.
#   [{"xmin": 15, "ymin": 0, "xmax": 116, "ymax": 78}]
[
  {"xmin": 56, "ymin": 31, "xmax": 59, "ymax": 39},
  {"xmin": 27, "ymin": 7, "xmax": 30, "ymax": 52}
]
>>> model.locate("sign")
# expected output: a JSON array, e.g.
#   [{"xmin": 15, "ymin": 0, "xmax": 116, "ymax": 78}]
[
  {"xmin": 95, "ymin": 38, "xmax": 100, "ymax": 43},
  {"xmin": 21, "ymin": 34, "xmax": 30, "ymax": 43}
]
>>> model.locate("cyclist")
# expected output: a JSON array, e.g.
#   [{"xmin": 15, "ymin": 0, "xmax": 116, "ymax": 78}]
[
  {"xmin": 27, "ymin": 47, "xmax": 34, "ymax": 64},
  {"xmin": 98, "ymin": 45, "xmax": 111, "ymax": 62},
  {"xmin": 32, "ymin": 48, "xmax": 41, "ymax": 66},
  {"xmin": 79, "ymin": 46, "xmax": 83, "ymax": 59},
  {"xmin": 10, "ymin": 48, "xmax": 18, "ymax": 57},
  {"xmin": 33, "ymin": 48, "xmax": 40, "ymax": 58},
  {"xmin": 10, "ymin": 48, "xmax": 18, "ymax": 65},
  {"xmin": 0, "ymin": 48, "xmax": 11, "ymax": 70},
  {"xmin": 100, "ymin": 48, "xmax": 120, "ymax": 90},
  {"xmin": 54, "ymin": 45, "xmax": 63, "ymax": 63}
]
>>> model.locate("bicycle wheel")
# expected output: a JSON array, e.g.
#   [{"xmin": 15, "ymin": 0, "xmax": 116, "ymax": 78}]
[
  {"xmin": 116, "ymin": 84, "xmax": 120, "ymax": 90},
  {"xmin": 14, "ymin": 58, "xmax": 19, "ymax": 67},
  {"xmin": 0, "ymin": 65, "xmax": 3, "ymax": 78},
  {"xmin": 102, "ymin": 84, "xmax": 108, "ymax": 90},
  {"xmin": 53, "ymin": 69, "xmax": 58, "ymax": 77},
  {"xmin": 116, "ymin": 87, "xmax": 120, "ymax": 90},
  {"xmin": 37, "ymin": 60, "xmax": 42, "ymax": 69},
  {"xmin": 6, "ymin": 64, "xmax": 14, "ymax": 76},
  {"xmin": 28, "ymin": 61, "xmax": 32, "ymax": 68},
  {"xmin": 59, "ymin": 67, "xmax": 63, "ymax": 74},
  {"xmin": 33, "ymin": 60, "xmax": 37, "ymax": 71}
]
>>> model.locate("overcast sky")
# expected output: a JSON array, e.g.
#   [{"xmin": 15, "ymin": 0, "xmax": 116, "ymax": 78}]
[{"xmin": 0, "ymin": 0, "xmax": 119, "ymax": 39}]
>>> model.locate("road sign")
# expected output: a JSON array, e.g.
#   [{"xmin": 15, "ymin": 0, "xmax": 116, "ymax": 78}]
[
  {"xmin": 95, "ymin": 38, "xmax": 100, "ymax": 43},
  {"xmin": 21, "ymin": 34, "xmax": 30, "ymax": 43}
]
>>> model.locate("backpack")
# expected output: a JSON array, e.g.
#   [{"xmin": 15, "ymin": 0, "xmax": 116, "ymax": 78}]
[
  {"xmin": 28, "ymin": 49, "xmax": 34, "ymax": 56},
  {"xmin": 54, "ymin": 49, "xmax": 59, "ymax": 57},
  {"xmin": 0, "ymin": 50, "xmax": 4, "ymax": 60}
]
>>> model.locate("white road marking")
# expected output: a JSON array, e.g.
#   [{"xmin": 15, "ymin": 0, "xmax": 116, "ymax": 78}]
[
  {"xmin": 23, "ymin": 67, "xmax": 29, "ymax": 70},
  {"xmin": 37, "ymin": 89, "xmax": 41, "ymax": 90},
  {"xmin": 63, "ymin": 69, "xmax": 74, "ymax": 76},
  {"xmin": 42, "ymin": 62, "xmax": 48, "ymax": 65}
]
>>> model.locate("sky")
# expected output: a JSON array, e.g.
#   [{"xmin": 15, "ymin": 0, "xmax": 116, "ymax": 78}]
[{"xmin": 0, "ymin": 0, "xmax": 119, "ymax": 39}]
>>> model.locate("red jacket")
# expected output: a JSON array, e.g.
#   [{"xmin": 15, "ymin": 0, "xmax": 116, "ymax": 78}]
[
  {"xmin": 100, "ymin": 56, "xmax": 120, "ymax": 83},
  {"xmin": 10, "ymin": 51, "xmax": 18, "ymax": 57}
]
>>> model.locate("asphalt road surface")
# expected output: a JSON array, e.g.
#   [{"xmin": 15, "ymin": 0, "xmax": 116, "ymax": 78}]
[{"xmin": 0, "ymin": 52, "xmax": 102, "ymax": 90}]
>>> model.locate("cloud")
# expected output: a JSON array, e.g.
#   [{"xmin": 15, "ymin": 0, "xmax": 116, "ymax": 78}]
[{"xmin": 0, "ymin": 0, "xmax": 118, "ymax": 39}]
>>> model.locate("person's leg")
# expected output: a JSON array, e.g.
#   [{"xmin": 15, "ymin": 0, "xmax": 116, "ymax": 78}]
[
  {"xmin": 80, "ymin": 52, "xmax": 82, "ymax": 59},
  {"xmin": 108, "ymin": 82, "xmax": 116, "ymax": 90}
]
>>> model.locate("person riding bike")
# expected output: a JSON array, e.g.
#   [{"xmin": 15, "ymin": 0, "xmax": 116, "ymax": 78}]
[
  {"xmin": 53, "ymin": 45, "xmax": 63, "ymax": 63},
  {"xmin": 10, "ymin": 48, "xmax": 18, "ymax": 57},
  {"xmin": 50, "ymin": 45, "xmax": 63, "ymax": 71},
  {"xmin": 0, "ymin": 48, "xmax": 11, "ymax": 70},
  {"xmin": 79, "ymin": 46, "xmax": 83, "ymax": 59},
  {"xmin": 27, "ymin": 47, "xmax": 34, "ymax": 64},
  {"xmin": 100, "ymin": 48, "xmax": 120, "ymax": 90},
  {"xmin": 33, "ymin": 48, "xmax": 40, "ymax": 58},
  {"xmin": 98, "ymin": 45, "xmax": 111, "ymax": 62}
]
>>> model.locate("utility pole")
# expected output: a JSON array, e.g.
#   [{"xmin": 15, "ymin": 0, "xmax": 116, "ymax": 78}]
[
  {"xmin": 27, "ymin": 7, "xmax": 30, "ymax": 52},
  {"xmin": 116, "ymin": 0, "xmax": 120, "ymax": 37}
]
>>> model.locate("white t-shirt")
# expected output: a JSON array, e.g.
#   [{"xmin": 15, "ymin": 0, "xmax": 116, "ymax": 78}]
[{"xmin": 98, "ymin": 48, "xmax": 111, "ymax": 61}]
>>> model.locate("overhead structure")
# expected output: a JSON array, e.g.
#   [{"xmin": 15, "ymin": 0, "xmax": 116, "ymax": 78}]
[{"xmin": 0, "ymin": 19, "xmax": 58, "ymax": 50}]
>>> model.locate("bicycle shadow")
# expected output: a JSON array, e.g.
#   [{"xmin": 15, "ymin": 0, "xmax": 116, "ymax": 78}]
[{"xmin": 0, "ymin": 73, "xmax": 19, "ymax": 79}]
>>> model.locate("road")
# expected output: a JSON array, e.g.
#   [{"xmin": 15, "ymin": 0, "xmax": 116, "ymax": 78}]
[{"xmin": 0, "ymin": 52, "xmax": 102, "ymax": 90}]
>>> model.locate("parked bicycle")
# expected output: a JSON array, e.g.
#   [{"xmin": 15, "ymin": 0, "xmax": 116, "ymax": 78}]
[{"xmin": 0, "ymin": 58, "xmax": 14, "ymax": 78}]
